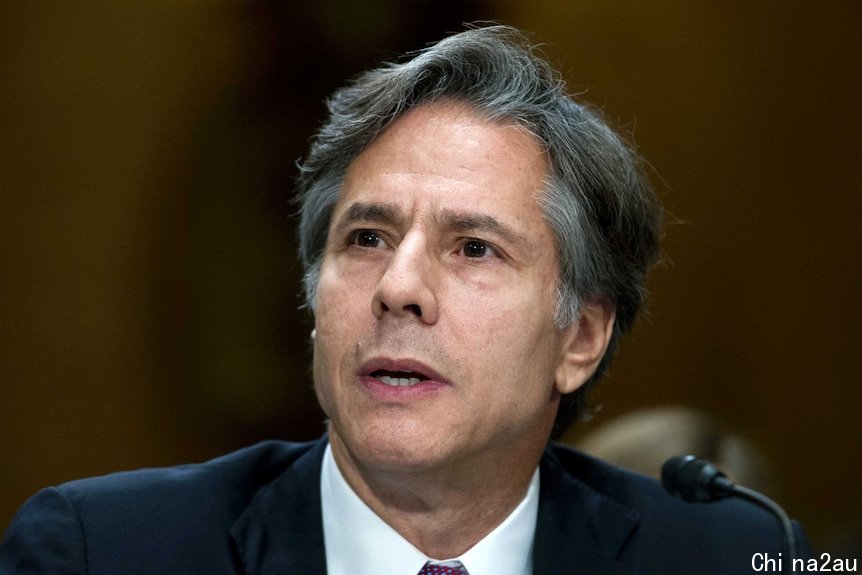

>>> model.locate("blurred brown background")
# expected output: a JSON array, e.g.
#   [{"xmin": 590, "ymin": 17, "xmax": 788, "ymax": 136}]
[{"xmin": 2, "ymin": 0, "xmax": 860, "ymax": 551}]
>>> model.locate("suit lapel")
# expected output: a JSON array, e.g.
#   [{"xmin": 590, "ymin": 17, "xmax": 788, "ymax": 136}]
[
  {"xmin": 231, "ymin": 437, "xmax": 328, "ymax": 575},
  {"xmin": 533, "ymin": 445, "xmax": 640, "ymax": 575}
]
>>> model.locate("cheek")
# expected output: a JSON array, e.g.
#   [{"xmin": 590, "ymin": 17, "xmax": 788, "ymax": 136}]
[
  {"xmin": 311, "ymin": 341, "xmax": 332, "ymax": 417},
  {"xmin": 448, "ymin": 284, "xmax": 550, "ymax": 365},
  {"xmin": 466, "ymin": 283, "xmax": 561, "ymax": 384},
  {"xmin": 315, "ymin": 261, "xmax": 368, "ymax": 337},
  {"xmin": 312, "ymin": 266, "xmax": 355, "ymax": 409}
]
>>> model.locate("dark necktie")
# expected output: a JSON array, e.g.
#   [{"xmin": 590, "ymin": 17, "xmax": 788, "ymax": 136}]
[{"xmin": 417, "ymin": 560, "xmax": 469, "ymax": 574}]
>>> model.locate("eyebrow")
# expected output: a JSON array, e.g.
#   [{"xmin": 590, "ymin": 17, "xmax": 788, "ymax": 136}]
[
  {"xmin": 334, "ymin": 202, "xmax": 404, "ymax": 234},
  {"xmin": 439, "ymin": 209, "xmax": 528, "ymax": 248},
  {"xmin": 340, "ymin": 202, "xmax": 402, "ymax": 227}
]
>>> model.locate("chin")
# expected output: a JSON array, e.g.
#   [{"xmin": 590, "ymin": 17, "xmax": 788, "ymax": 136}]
[{"xmin": 343, "ymin": 421, "xmax": 452, "ymax": 473}]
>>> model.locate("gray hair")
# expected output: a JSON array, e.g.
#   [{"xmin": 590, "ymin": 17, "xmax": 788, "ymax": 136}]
[{"xmin": 296, "ymin": 25, "xmax": 662, "ymax": 437}]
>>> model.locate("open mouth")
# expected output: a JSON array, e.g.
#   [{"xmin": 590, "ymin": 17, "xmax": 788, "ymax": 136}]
[{"xmin": 370, "ymin": 370, "xmax": 430, "ymax": 387}]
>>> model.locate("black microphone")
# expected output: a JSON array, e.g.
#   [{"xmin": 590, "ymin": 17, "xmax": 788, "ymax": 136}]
[
  {"xmin": 661, "ymin": 454, "xmax": 735, "ymax": 502},
  {"xmin": 661, "ymin": 455, "xmax": 799, "ymax": 574}
]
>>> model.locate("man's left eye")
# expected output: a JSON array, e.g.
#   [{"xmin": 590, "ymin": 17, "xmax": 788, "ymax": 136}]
[
  {"xmin": 462, "ymin": 240, "xmax": 492, "ymax": 258},
  {"xmin": 353, "ymin": 230, "xmax": 383, "ymax": 248}
]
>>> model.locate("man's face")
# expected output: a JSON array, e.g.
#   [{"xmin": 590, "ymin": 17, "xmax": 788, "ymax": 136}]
[{"xmin": 313, "ymin": 102, "xmax": 583, "ymax": 476}]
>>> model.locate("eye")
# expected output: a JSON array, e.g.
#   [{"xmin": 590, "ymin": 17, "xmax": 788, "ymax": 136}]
[
  {"xmin": 351, "ymin": 229, "xmax": 384, "ymax": 249},
  {"xmin": 462, "ymin": 239, "xmax": 494, "ymax": 258}
]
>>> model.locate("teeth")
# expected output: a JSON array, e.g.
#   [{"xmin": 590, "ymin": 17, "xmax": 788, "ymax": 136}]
[{"xmin": 377, "ymin": 375, "xmax": 422, "ymax": 387}]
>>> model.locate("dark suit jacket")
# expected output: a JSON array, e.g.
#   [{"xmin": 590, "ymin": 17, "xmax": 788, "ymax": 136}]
[{"xmin": 1, "ymin": 437, "xmax": 809, "ymax": 574}]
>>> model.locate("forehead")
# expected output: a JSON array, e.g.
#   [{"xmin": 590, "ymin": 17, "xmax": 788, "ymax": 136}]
[{"xmin": 334, "ymin": 102, "xmax": 551, "ymax": 233}]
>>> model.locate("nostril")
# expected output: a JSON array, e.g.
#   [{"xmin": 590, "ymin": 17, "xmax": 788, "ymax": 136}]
[{"xmin": 404, "ymin": 304, "xmax": 422, "ymax": 317}]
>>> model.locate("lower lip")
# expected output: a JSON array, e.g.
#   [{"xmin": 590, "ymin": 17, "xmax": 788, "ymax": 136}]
[{"xmin": 358, "ymin": 375, "xmax": 448, "ymax": 400}]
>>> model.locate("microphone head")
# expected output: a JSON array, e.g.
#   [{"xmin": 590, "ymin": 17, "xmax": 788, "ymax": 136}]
[{"xmin": 661, "ymin": 455, "xmax": 733, "ymax": 502}]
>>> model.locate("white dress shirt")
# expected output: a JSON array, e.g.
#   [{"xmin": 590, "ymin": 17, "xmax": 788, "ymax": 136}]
[{"xmin": 321, "ymin": 443, "xmax": 538, "ymax": 575}]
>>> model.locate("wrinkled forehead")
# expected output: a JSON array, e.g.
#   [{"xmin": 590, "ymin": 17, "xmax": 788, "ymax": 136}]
[
  {"xmin": 331, "ymin": 102, "xmax": 550, "ymax": 224},
  {"xmin": 343, "ymin": 98, "xmax": 548, "ymax": 181}
]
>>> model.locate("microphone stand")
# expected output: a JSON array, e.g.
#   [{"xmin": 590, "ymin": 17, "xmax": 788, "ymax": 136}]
[
  {"xmin": 662, "ymin": 455, "xmax": 799, "ymax": 575},
  {"xmin": 730, "ymin": 483, "xmax": 798, "ymax": 572}
]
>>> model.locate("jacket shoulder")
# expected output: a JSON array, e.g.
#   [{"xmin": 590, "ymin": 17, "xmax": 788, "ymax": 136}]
[
  {"xmin": 544, "ymin": 442, "xmax": 809, "ymax": 573},
  {"xmin": 1, "ymin": 439, "xmax": 323, "ymax": 573},
  {"xmin": 58, "ymin": 439, "xmax": 317, "ymax": 511},
  {"xmin": 547, "ymin": 440, "xmax": 775, "ymax": 525}
]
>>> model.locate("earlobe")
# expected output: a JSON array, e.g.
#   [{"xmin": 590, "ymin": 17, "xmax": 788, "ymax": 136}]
[{"xmin": 555, "ymin": 299, "xmax": 616, "ymax": 395}]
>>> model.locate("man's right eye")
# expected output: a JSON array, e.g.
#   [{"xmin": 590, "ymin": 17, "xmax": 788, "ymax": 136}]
[{"xmin": 352, "ymin": 230, "xmax": 383, "ymax": 248}]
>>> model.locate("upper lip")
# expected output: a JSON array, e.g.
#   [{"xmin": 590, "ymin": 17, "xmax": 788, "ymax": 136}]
[{"xmin": 358, "ymin": 357, "xmax": 451, "ymax": 385}]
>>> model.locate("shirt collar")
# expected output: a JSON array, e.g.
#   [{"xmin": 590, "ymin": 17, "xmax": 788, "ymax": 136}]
[{"xmin": 320, "ymin": 442, "xmax": 538, "ymax": 575}]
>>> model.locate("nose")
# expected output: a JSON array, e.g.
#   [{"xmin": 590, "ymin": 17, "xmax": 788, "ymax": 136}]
[{"xmin": 371, "ymin": 234, "xmax": 439, "ymax": 324}]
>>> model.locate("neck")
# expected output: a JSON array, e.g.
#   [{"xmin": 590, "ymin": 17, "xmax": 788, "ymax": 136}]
[{"xmin": 328, "ymin": 430, "xmax": 545, "ymax": 559}]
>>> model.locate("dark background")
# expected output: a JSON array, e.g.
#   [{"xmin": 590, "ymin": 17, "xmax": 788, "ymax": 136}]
[{"xmin": 2, "ymin": 1, "xmax": 860, "ymax": 551}]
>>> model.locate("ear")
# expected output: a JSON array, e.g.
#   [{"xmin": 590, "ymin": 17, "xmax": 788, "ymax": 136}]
[{"xmin": 555, "ymin": 298, "xmax": 616, "ymax": 395}]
